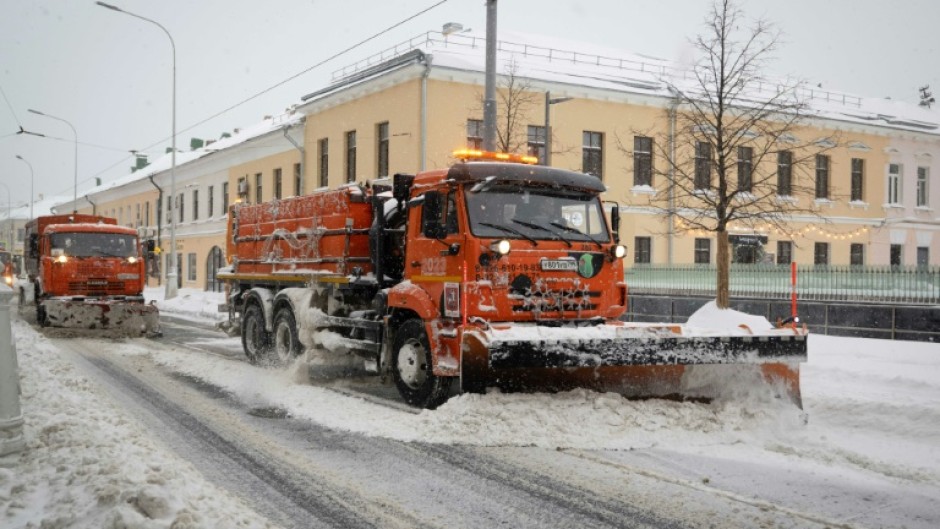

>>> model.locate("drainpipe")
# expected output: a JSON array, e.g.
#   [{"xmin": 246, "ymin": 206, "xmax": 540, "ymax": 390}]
[
  {"xmin": 420, "ymin": 53, "xmax": 433, "ymax": 171},
  {"xmin": 667, "ymin": 87, "xmax": 680, "ymax": 265},
  {"xmin": 282, "ymin": 123, "xmax": 305, "ymax": 195},
  {"xmin": 147, "ymin": 174, "xmax": 164, "ymax": 286},
  {"xmin": 85, "ymin": 195, "xmax": 97, "ymax": 216}
]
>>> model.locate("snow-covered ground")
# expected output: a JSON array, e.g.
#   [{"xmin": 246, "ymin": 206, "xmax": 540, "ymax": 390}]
[{"xmin": 2, "ymin": 287, "xmax": 939, "ymax": 528}]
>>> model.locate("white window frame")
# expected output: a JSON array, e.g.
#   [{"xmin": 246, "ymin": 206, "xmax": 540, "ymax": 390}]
[
  {"xmin": 916, "ymin": 166, "xmax": 929, "ymax": 207},
  {"xmin": 887, "ymin": 163, "xmax": 902, "ymax": 205}
]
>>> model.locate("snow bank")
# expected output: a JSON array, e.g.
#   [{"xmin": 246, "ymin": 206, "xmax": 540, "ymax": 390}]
[
  {"xmin": 147, "ymin": 287, "xmax": 225, "ymax": 323},
  {"xmin": 0, "ymin": 320, "xmax": 277, "ymax": 529},
  {"xmin": 685, "ymin": 300, "xmax": 774, "ymax": 334}
]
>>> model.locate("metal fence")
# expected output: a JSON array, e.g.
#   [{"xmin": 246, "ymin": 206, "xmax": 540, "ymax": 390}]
[{"xmin": 626, "ymin": 264, "xmax": 940, "ymax": 305}]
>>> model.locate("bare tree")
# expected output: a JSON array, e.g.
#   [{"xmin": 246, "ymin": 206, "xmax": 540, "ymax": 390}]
[
  {"xmin": 472, "ymin": 58, "xmax": 541, "ymax": 154},
  {"xmin": 634, "ymin": 0, "xmax": 834, "ymax": 308}
]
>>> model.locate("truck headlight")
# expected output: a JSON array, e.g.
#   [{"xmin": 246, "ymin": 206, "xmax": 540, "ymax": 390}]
[
  {"xmin": 612, "ymin": 245, "xmax": 626, "ymax": 259},
  {"xmin": 56, "ymin": 255, "xmax": 68, "ymax": 264},
  {"xmin": 127, "ymin": 256, "xmax": 138, "ymax": 264},
  {"xmin": 493, "ymin": 239, "xmax": 511, "ymax": 256}
]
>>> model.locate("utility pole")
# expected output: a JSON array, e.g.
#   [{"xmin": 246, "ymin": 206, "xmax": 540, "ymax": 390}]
[{"xmin": 482, "ymin": 0, "xmax": 498, "ymax": 151}]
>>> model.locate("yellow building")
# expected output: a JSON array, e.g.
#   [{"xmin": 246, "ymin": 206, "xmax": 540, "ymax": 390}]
[{"xmin": 61, "ymin": 29, "xmax": 939, "ymax": 291}]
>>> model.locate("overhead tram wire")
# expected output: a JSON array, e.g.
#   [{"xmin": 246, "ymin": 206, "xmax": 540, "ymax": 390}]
[{"xmin": 82, "ymin": 0, "xmax": 450, "ymax": 190}]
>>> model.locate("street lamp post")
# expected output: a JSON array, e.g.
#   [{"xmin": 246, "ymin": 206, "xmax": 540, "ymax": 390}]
[
  {"xmin": 26, "ymin": 109, "xmax": 76, "ymax": 210},
  {"xmin": 0, "ymin": 183, "xmax": 11, "ymax": 251},
  {"xmin": 14, "ymin": 155, "xmax": 34, "ymax": 222},
  {"xmin": 543, "ymin": 91, "xmax": 573, "ymax": 167},
  {"xmin": 97, "ymin": 1, "xmax": 178, "ymax": 299}
]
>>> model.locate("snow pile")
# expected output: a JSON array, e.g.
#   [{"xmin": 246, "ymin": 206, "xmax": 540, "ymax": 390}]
[
  {"xmin": 0, "ymin": 320, "xmax": 277, "ymax": 529},
  {"xmin": 684, "ymin": 300, "xmax": 775, "ymax": 335},
  {"xmin": 147, "ymin": 287, "xmax": 225, "ymax": 323}
]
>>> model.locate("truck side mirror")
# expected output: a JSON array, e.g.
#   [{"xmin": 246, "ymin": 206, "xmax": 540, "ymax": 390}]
[
  {"xmin": 144, "ymin": 239, "xmax": 156, "ymax": 252},
  {"xmin": 27, "ymin": 234, "xmax": 38, "ymax": 259},
  {"xmin": 421, "ymin": 191, "xmax": 447, "ymax": 239},
  {"xmin": 610, "ymin": 205, "xmax": 621, "ymax": 244}
]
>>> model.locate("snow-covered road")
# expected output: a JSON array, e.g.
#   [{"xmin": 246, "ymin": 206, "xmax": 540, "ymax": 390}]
[{"xmin": 2, "ymin": 288, "xmax": 939, "ymax": 528}]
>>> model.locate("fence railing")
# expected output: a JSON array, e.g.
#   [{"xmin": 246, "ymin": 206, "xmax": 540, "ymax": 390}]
[{"xmin": 626, "ymin": 264, "xmax": 940, "ymax": 305}]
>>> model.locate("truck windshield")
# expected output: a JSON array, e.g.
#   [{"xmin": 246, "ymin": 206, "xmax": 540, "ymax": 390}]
[
  {"xmin": 49, "ymin": 233, "xmax": 138, "ymax": 258},
  {"xmin": 466, "ymin": 185, "xmax": 609, "ymax": 242}
]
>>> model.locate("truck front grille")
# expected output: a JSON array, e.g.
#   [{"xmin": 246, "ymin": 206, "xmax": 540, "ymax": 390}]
[{"xmin": 67, "ymin": 281, "xmax": 126, "ymax": 295}]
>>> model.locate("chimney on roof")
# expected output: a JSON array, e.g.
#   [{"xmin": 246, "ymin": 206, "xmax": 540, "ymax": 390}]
[
  {"xmin": 220, "ymin": 132, "xmax": 231, "ymax": 139},
  {"xmin": 130, "ymin": 153, "xmax": 149, "ymax": 173},
  {"xmin": 205, "ymin": 139, "xmax": 216, "ymax": 147},
  {"xmin": 264, "ymin": 115, "xmax": 272, "ymax": 120},
  {"xmin": 190, "ymin": 138, "xmax": 205, "ymax": 151},
  {"xmin": 443, "ymin": 22, "xmax": 464, "ymax": 36}
]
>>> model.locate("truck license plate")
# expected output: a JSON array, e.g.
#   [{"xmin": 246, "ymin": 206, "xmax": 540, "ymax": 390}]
[{"xmin": 540, "ymin": 259, "xmax": 577, "ymax": 271}]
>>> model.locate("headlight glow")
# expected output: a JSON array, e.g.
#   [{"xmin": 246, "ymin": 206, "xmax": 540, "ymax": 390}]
[
  {"xmin": 614, "ymin": 245, "xmax": 626, "ymax": 259},
  {"xmin": 128, "ymin": 256, "xmax": 138, "ymax": 264},
  {"xmin": 495, "ymin": 239, "xmax": 511, "ymax": 255},
  {"xmin": 56, "ymin": 255, "xmax": 68, "ymax": 264}
]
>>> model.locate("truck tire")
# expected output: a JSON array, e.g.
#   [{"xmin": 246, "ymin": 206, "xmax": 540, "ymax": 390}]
[
  {"xmin": 242, "ymin": 304, "xmax": 271, "ymax": 364},
  {"xmin": 392, "ymin": 320, "xmax": 452, "ymax": 409},
  {"xmin": 271, "ymin": 306, "xmax": 303, "ymax": 366}
]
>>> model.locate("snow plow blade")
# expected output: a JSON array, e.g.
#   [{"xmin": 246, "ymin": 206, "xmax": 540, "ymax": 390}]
[
  {"xmin": 461, "ymin": 323, "xmax": 807, "ymax": 406},
  {"xmin": 42, "ymin": 299, "xmax": 161, "ymax": 336}
]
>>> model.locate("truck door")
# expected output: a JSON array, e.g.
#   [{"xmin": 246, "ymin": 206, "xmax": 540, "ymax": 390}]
[{"xmin": 408, "ymin": 188, "xmax": 465, "ymax": 319}]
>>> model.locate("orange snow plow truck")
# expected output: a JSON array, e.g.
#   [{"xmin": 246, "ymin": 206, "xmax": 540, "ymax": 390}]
[
  {"xmin": 218, "ymin": 151, "xmax": 807, "ymax": 408},
  {"xmin": 23, "ymin": 214, "xmax": 159, "ymax": 335}
]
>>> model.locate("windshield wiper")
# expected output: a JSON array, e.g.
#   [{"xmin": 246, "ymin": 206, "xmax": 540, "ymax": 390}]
[
  {"xmin": 479, "ymin": 222, "xmax": 537, "ymax": 246},
  {"xmin": 512, "ymin": 218, "xmax": 572, "ymax": 248},
  {"xmin": 550, "ymin": 221, "xmax": 604, "ymax": 249}
]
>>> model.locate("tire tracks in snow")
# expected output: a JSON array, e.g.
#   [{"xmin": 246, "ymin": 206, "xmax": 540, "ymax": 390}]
[{"xmin": 64, "ymin": 340, "xmax": 430, "ymax": 529}]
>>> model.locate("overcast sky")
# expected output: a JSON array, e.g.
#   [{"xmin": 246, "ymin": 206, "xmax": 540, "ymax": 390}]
[{"xmin": 2, "ymin": 0, "xmax": 938, "ymax": 210}]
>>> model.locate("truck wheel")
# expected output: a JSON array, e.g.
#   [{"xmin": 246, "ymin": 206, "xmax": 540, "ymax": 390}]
[
  {"xmin": 392, "ymin": 320, "xmax": 452, "ymax": 409},
  {"xmin": 271, "ymin": 306, "xmax": 303, "ymax": 365},
  {"xmin": 241, "ymin": 304, "xmax": 271, "ymax": 364}
]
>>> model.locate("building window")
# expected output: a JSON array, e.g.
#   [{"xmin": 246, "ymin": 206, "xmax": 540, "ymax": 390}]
[
  {"xmin": 888, "ymin": 163, "xmax": 902, "ymax": 204},
  {"xmin": 274, "ymin": 168, "xmax": 283, "ymax": 200},
  {"xmin": 777, "ymin": 150, "xmax": 792, "ymax": 196},
  {"xmin": 851, "ymin": 158, "xmax": 865, "ymax": 202},
  {"xmin": 634, "ymin": 236, "xmax": 651, "ymax": 264},
  {"xmin": 694, "ymin": 238, "xmax": 711, "ymax": 264},
  {"xmin": 145, "ymin": 201, "xmax": 151, "ymax": 226},
  {"xmin": 318, "ymin": 138, "xmax": 329, "ymax": 188},
  {"xmin": 633, "ymin": 136, "xmax": 653, "ymax": 186},
  {"xmin": 255, "ymin": 172, "xmax": 263, "ymax": 203},
  {"xmin": 156, "ymin": 197, "xmax": 162, "ymax": 228},
  {"xmin": 222, "ymin": 182, "xmax": 229, "ymax": 212},
  {"xmin": 178, "ymin": 193, "xmax": 184, "ymax": 223},
  {"xmin": 187, "ymin": 253, "xmax": 197, "ymax": 281},
  {"xmin": 694, "ymin": 141, "xmax": 712, "ymax": 190},
  {"xmin": 237, "ymin": 176, "xmax": 248, "ymax": 202},
  {"xmin": 17, "ymin": 228, "xmax": 24, "ymax": 242},
  {"xmin": 207, "ymin": 186, "xmax": 214, "ymax": 218},
  {"xmin": 776, "ymin": 241, "xmax": 792, "ymax": 264},
  {"xmin": 583, "ymin": 131, "xmax": 604, "ymax": 179},
  {"xmin": 890, "ymin": 244, "xmax": 903, "ymax": 266},
  {"xmin": 528, "ymin": 125, "xmax": 546, "ymax": 165},
  {"xmin": 917, "ymin": 166, "xmax": 929, "ymax": 207},
  {"xmin": 737, "ymin": 146, "xmax": 753, "ymax": 192},
  {"xmin": 850, "ymin": 243, "xmax": 864, "ymax": 266},
  {"xmin": 135, "ymin": 203, "xmax": 141, "ymax": 227},
  {"xmin": 293, "ymin": 163, "xmax": 302, "ymax": 196},
  {"xmin": 345, "ymin": 131, "xmax": 357, "ymax": 183},
  {"xmin": 918, "ymin": 246, "xmax": 929, "ymax": 267},
  {"xmin": 467, "ymin": 119, "xmax": 483, "ymax": 149},
  {"xmin": 814, "ymin": 242, "xmax": 829, "ymax": 265},
  {"xmin": 192, "ymin": 189, "xmax": 199, "ymax": 221},
  {"xmin": 815, "ymin": 154, "xmax": 830, "ymax": 199},
  {"xmin": 377, "ymin": 122, "xmax": 389, "ymax": 177}
]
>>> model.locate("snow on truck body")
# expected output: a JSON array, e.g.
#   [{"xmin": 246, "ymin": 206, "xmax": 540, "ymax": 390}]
[
  {"xmin": 22, "ymin": 214, "xmax": 159, "ymax": 334},
  {"xmin": 219, "ymin": 152, "xmax": 807, "ymax": 408}
]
